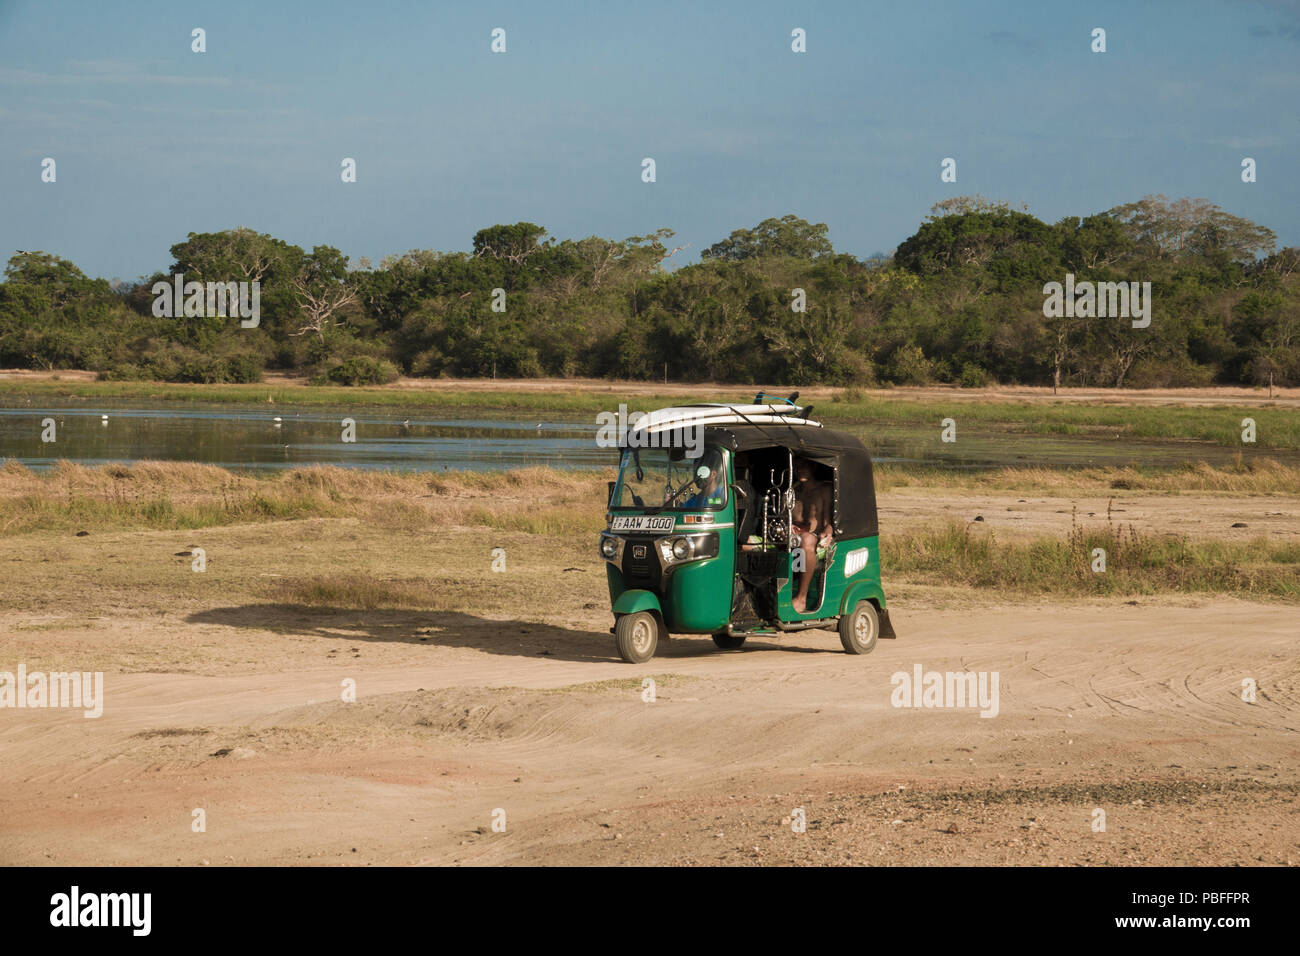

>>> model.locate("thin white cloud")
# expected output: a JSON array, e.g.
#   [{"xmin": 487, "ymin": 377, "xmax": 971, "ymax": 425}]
[
  {"xmin": 0, "ymin": 66, "xmax": 232, "ymax": 88},
  {"xmin": 1197, "ymin": 134, "xmax": 1283, "ymax": 148}
]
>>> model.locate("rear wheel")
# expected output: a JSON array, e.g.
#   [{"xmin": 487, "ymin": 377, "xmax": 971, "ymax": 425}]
[
  {"xmin": 838, "ymin": 600, "xmax": 879, "ymax": 655},
  {"xmin": 712, "ymin": 632, "xmax": 746, "ymax": 650},
  {"xmin": 615, "ymin": 611, "xmax": 658, "ymax": 664}
]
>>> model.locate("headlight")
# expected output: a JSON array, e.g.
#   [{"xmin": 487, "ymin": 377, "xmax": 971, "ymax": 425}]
[
  {"xmin": 658, "ymin": 533, "xmax": 719, "ymax": 568},
  {"xmin": 600, "ymin": 536, "xmax": 619, "ymax": 559},
  {"xmin": 690, "ymin": 532, "xmax": 720, "ymax": 559}
]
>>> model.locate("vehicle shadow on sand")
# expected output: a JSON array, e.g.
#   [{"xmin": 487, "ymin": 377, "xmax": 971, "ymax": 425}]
[
  {"xmin": 185, "ymin": 604, "xmax": 619, "ymax": 663},
  {"xmin": 185, "ymin": 604, "xmax": 840, "ymax": 664}
]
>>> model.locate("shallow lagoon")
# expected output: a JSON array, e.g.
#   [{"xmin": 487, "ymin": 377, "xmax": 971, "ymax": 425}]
[{"xmin": 1, "ymin": 399, "xmax": 1291, "ymax": 473}]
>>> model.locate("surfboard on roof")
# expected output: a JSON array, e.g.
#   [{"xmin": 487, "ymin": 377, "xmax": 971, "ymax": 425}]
[{"xmin": 629, "ymin": 403, "xmax": 822, "ymax": 435}]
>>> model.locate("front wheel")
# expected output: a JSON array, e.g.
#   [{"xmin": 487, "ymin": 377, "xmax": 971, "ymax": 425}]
[
  {"xmin": 711, "ymin": 632, "xmax": 746, "ymax": 650},
  {"xmin": 615, "ymin": 611, "xmax": 658, "ymax": 664},
  {"xmin": 838, "ymin": 600, "xmax": 879, "ymax": 655}
]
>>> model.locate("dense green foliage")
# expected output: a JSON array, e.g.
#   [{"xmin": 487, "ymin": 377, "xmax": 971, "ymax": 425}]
[{"xmin": 2, "ymin": 196, "xmax": 1296, "ymax": 387}]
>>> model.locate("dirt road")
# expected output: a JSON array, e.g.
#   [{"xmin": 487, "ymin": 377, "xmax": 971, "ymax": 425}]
[{"xmin": 2, "ymin": 596, "xmax": 1296, "ymax": 866}]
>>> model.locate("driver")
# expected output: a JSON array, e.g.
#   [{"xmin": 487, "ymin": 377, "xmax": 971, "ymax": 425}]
[
  {"xmin": 683, "ymin": 450, "xmax": 725, "ymax": 509},
  {"xmin": 791, "ymin": 457, "xmax": 833, "ymax": 613}
]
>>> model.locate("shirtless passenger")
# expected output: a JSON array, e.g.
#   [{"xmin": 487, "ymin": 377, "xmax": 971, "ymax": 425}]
[{"xmin": 791, "ymin": 458, "xmax": 833, "ymax": 613}]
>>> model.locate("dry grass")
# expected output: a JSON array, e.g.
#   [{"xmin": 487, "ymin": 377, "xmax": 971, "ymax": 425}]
[
  {"xmin": 0, "ymin": 460, "xmax": 613, "ymax": 535},
  {"xmin": 887, "ymin": 518, "xmax": 1300, "ymax": 599},
  {"xmin": 465, "ymin": 504, "xmax": 602, "ymax": 537},
  {"xmin": 0, "ymin": 459, "xmax": 600, "ymax": 501},
  {"xmin": 1, "ymin": 460, "xmax": 1296, "ymax": 605},
  {"xmin": 875, "ymin": 456, "xmax": 1300, "ymax": 495}
]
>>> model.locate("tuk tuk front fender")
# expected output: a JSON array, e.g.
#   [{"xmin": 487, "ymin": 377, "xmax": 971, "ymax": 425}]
[
  {"xmin": 610, "ymin": 589, "xmax": 667, "ymax": 639},
  {"xmin": 612, "ymin": 589, "xmax": 662, "ymax": 618}
]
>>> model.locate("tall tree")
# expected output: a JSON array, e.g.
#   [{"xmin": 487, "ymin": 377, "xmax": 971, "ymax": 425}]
[
  {"xmin": 3, "ymin": 251, "xmax": 103, "ymax": 308},
  {"xmin": 701, "ymin": 215, "xmax": 833, "ymax": 262},
  {"xmin": 472, "ymin": 222, "xmax": 549, "ymax": 263},
  {"xmin": 1105, "ymin": 195, "xmax": 1276, "ymax": 264},
  {"xmin": 169, "ymin": 227, "xmax": 303, "ymax": 283},
  {"xmin": 894, "ymin": 208, "xmax": 1058, "ymax": 279}
]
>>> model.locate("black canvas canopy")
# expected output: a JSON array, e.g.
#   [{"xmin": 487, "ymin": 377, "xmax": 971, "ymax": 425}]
[{"xmin": 703, "ymin": 424, "xmax": 879, "ymax": 539}]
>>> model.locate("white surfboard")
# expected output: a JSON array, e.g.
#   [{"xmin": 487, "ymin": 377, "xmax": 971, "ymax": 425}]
[
  {"xmin": 635, "ymin": 413, "xmax": 821, "ymax": 434},
  {"xmin": 629, "ymin": 403, "xmax": 817, "ymax": 434}
]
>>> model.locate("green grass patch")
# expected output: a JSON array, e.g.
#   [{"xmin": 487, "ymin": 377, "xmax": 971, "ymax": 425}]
[
  {"xmin": 540, "ymin": 674, "xmax": 698, "ymax": 694},
  {"xmin": 268, "ymin": 574, "xmax": 441, "ymax": 610},
  {"xmin": 464, "ymin": 504, "xmax": 602, "ymax": 536},
  {"xmin": 824, "ymin": 396, "xmax": 1298, "ymax": 449}
]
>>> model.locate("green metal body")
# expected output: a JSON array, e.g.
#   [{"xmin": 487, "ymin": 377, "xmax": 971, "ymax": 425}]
[{"xmin": 604, "ymin": 446, "xmax": 888, "ymax": 634}]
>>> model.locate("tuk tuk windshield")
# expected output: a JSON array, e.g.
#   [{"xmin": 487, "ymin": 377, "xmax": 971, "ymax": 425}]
[{"xmin": 614, "ymin": 447, "xmax": 727, "ymax": 511}]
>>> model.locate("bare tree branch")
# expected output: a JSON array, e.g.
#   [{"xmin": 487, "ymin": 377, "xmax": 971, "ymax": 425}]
[{"xmin": 289, "ymin": 274, "xmax": 359, "ymax": 341}]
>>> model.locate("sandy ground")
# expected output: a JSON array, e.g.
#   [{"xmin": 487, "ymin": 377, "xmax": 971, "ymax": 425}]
[
  {"xmin": 1, "ymin": 488, "xmax": 1297, "ymax": 866},
  {"xmin": 0, "ymin": 599, "xmax": 1296, "ymax": 867}
]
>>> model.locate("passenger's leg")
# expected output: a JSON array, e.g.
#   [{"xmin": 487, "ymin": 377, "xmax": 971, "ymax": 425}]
[{"xmin": 791, "ymin": 531, "xmax": 818, "ymax": 613}]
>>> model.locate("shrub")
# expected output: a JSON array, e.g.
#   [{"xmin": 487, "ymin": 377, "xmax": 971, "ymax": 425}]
[
  {"xmin": 311, "ymin": 356, "xmax": 401, "ymax": 386},
  {"xmin": 217, "ymin": 353, "xmax": 265, "ymax": 383},
  {"xmin": 98, "ymin": 344, "xmax": 264, "ymax": 383},
  {"xmin": 959, "ymin": 362, "xmax": 989, "ymax": 388},
  {"xmin": 884, "ymin": 345, "xmax": 933, "ymax": 385},
  {"xmin": 1125, "ymin": 355, "xmax": 1215, "ymax": 388}
]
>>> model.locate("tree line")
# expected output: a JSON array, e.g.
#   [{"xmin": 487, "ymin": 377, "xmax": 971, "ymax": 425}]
[{"xmin": 1, "ymin": 197, "xmax": 1296, "ymax": 388}]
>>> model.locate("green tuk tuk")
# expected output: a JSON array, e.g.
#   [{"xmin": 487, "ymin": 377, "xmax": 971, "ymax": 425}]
[{"xmin": 599, "ymin": 398, "xmax": 897, "ymax": 663}]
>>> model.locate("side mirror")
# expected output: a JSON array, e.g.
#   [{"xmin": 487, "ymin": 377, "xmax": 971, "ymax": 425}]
[{"xmin": 607, "ymin": 481, "xmax": 616, "ymax": 504}]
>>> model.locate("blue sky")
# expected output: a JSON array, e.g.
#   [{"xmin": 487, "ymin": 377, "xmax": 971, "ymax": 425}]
[{"xmin": 1, "ymin": 0, "xmax": 1297, "ymax": 281}]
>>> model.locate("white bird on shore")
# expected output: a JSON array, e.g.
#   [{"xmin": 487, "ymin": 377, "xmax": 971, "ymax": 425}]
[{"xmin": 101, "ymin": 414, "xmax": 108, "ymax": 425}]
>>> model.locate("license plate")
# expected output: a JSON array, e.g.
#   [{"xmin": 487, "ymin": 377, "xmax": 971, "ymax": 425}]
[{"xmin": 611, "ymin": 515, "xmax": 674, "ymax": 533}]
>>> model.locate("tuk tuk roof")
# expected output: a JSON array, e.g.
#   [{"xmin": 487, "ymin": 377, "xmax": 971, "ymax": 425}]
[{"xmin": 703, "ymin": 423, "xmax": 879, "ymax": 540}]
